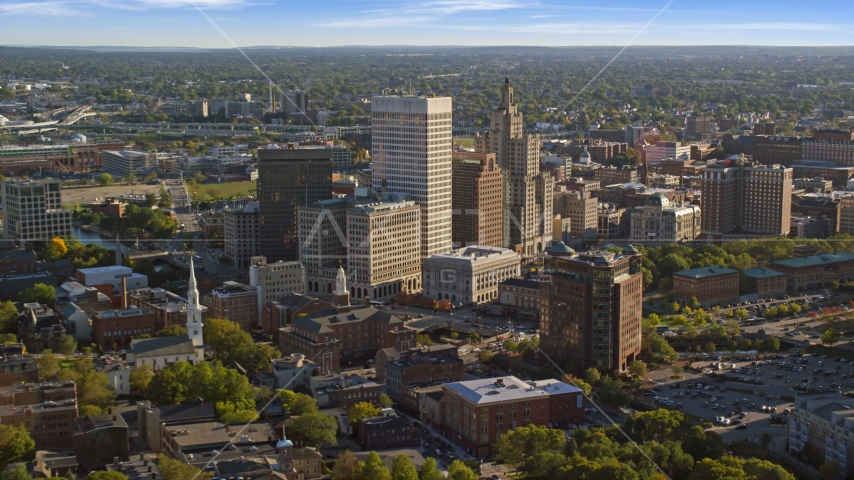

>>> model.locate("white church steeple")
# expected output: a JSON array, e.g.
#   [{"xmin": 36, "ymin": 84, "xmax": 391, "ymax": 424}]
[
  {"xmin": 187, "ymin": 257, "xmax": 204, "ymax": 347},
  {"xmin": 332, "ymin": 262, "xmax": 350, "ymax": 309}
]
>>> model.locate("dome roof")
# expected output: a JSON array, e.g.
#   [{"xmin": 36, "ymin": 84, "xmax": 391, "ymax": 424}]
[
  {"xmin": 594, "ymin": 256, "xmax": 609, "ymax": 264},
  {"xmin": 71, "ymin": 133, "xmax": 87, "ymax": 143},
  {"xmin": 579, "ymin": 148, "xmax": 590, "ymax": 158},
  {"xmin": 644, "ymin": 193, "xmax": 670, "ymax": 209},
  {"xmin": 547, "ymin": 241, "xmax": 575, "ymax": 256},
  {"xmin": 622, "ymin": 244, "xmax": 639, "ymax": 254}
]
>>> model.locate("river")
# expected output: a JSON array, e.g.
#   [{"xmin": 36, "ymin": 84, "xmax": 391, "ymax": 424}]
[{"xmin": 71, "ymin": 225, "xmax": 164, "ymax": 270}]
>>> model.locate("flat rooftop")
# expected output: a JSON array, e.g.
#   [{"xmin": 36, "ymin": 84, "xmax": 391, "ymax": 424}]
[{"xmin": 444, "ymin": 376, "xmax": 580, "ymax": 405}]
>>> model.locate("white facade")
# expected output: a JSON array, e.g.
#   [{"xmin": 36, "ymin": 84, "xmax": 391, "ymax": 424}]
[
  {"xmin": 1, "ymin": 179, "xmax": 72, "ymax": 242},
  {"xmin": 630, "ymin": 194, "xmax": 701, "ymax": 244},
  {"xmin": 422, "ymin": 245, "xmax": 520, "ymax": 305},
  {"xmin": 100, "ymin": 150, "xmax": 157, "ymax": 177},
  {"xmin": 76, "ymin": 266, "xmax": 148, "ymax": 295},
  {"xmin": 249, "ymin": 256, "xmax": 306, "ymax": 323},
  {"xmin": 645, "ymin": 141, "xmax": 693, "ymax": 166},
  {"xmin": 372, "ymin": 95, "xmax": 453, "ymax": 260}
]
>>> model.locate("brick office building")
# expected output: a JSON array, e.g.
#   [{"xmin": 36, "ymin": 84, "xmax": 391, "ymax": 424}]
[
  {"xmin": 743, "ymin": 268, "xmax": 787, "ymax": 299},
  {"xmin": 0, "ymin": 355, "xmax": 39, "ymax": 387},
  {"xmin": 451, "ymin": 152, "xmax": 503, "ymax": 248},
  {"xmin": 201, "ymin": 281, "xmax": 259, "ymax": 331},
  {"xmin": 438, "ymin": 376, "xmax": 583, "ymax": 457},
  {"xmin": 498, "ymin": 277, "xmax": 542, "ymax": 315},
  {"xmin": 91, "ymin": 307, "xmax": 158, "ymax": 352},
  {"xmin": 0, "ymin": 382, "xmax": 78, "ymax": 449},
  {"xmin": 279, "ymin": 305, "xmax": 416, "ymax": 373},
  {"xmin": 539, "ymin": 245, "xmax": 643, "ymax": 372},
  {"xmin": 593, "ymin": 166, "xmax": 638, "ymax": 185},
  {"xmin": 382, "ymin": 352, "xmax": 464, "ymax": 402},
  {"xmin": 358, "ymin": 414, "xmax": 417, "ymax": 451},
  {"xmin": 753, "ymin": 135, "xmax": 802, "ymax": 166},
  {"xmin": 672, "ymin": 266, "xmax": 740, "ymax": 308},
  {"xmin": 0, "ymin": 250, "xmax": 37, "ymax": 275},
  {"xmin": 791, "ymin": 161, "xmax": 854, "ymax": 188},
  {"xmin": 771, "ymin": 252, "xmax": 854, "ymax": 292}
]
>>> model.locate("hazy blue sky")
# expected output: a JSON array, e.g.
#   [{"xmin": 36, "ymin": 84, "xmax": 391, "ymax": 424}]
[{"xmin": 0, "ymin": 0, "xmax": 852, "ymax": 48}]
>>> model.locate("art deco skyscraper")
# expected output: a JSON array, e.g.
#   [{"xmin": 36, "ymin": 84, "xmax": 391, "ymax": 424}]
[
  {"xmin": 371, "ymin": 95, "xmax": 453, "ymax": 259},
  {"xmin": 476, "ymin": 79, "xmax": 554, "ymax": 255}
]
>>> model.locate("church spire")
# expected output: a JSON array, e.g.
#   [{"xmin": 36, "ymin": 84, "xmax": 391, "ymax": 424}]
[
  {"xmin": 186, "ymin": 256, "xmax": 203, "ymax": 348},
  {"xmin": 188, "ymin": 256, "xmax": 199, "ymax": 306}
]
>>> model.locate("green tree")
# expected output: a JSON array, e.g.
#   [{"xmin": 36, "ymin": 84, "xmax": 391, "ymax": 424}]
[
  {"xmin": 130, "ymin": 363, "xmax": 154, "ymax": 392},
  {"xmin": 494, "ymin": 424, "xmax": 566, "ymax": 468},
  {"xmin": 205, "ymin": 318, "xmax": 256, "ymax": 366},
  {"xmin": 1, "ymin": 464, "xmax": 33, "ymax": 480},
  {"xmin": 158, "ymin": 454, "xmax": 212, "ymax": 480},
  {"xmin": 478, "ymin": 349, "xmax": 494, "ymax": 364},
  {"xmin": 348, "ymin": 401, "xmax": 381, "ymax": 426},
  {"xmin": 819, "ymin": 460, "xmax": 840, "ymax": 480},
  {"xmin": 0, "ymin": 425, "xmax": 35, "ymax": 469},
  {"xmin": 379, "ymin": 393, "xmax": 394, "ymax": 408},
  {"xmin": 79, "ymin": 404, "xmax": 103, "ymax": 416},
  {"xmin": 147, "ymin": 361, "xmax": 255, "ymax": 413},
  {"xmin": 689, "ymin": 457, "xmax": 748, "ymax": 480},
  {"xmin": 156, "ymin": 325, "xmax": 187, "ymax": 337},
  {"xmin": 360, "ymin": 451, "xmax": 391, "ymax": 480},
  {"xmin": 88, "ymin": 472, "xmax": 129, "ymax": 480},
  {"xmin": 570, "ymin": 378, "xmax": 593, "ymax": 396},
  {"xmin": 584, "ymin": 367, "xmax": 601, "ymax": 385},
  {"xmin": 446, "ymin": 460, "xmax": 478, "ymax": 480},
  {"xmin": 624, "ymin": 409, "xmax": 691, "ymax": 443},
  {"xmin": 290, "ymin": 394, "xmax": 319, "ymax": 416},
  {"xmin": 0, "ymin": 301, "xmax": 18, "ymax": 335},
  {"xmin": 56, "ymin": 335, "xmax": 77, "ymax": 359},
  {"xmin": 290, "ymin": 412, "xmax": 338, "ymax": 448},
  {"xmin": 416, "ymin": 333, "xmax": 434, "ymax": 346},
  {"xmin": 503, "ymin": 338, "xmax": 519, "ymax": 353},
  {"xmin": 419, "ymin": 457, "xmax": 444, "ymax": 480},
  {"xmin": 821, "ymin": 328, "xmax": 840, "ymax": 347},
  {"xmin": 332, "ymin": 450, "xmax": 362, "ymax": 480},
  {"xmin": 681, "ymin": 426, "xmax": 727, "ymax": 462},
  {"xmin": 704, "ymin": 341, "xmax": 717, "ymax": 353},
  {"xmin": 96, "ymin": 173, "xmax": 114, "ymax": 186},
  {"xmin": 764, "ymin": 336, "xmax": 781, "ymax": 352},
  {"xmin": 628, "ymin": 360, "xmax": 647, "ymax": 379},
  {"xmin": 36, "ymin": 349, "xmax": 61, "ymax": 380},
  {"xmin": 671, "ymin": 365, "xmax": 684, "ymax": 376},
  {"xmin": 19, "ymin": 283, "xmax": 56, "ymax": 306},
  {"xmin": 215, "ymin": 400, "xmax": 256, "ymax": 424},
  {"xmin": 391, "ymin": 453, "xmax": 419, "ymax": 480}
]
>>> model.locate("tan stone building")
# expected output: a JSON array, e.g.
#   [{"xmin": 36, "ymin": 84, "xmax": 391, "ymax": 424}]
[
  {"xmin": 553, "ymin": 190, "xmax": 598, "ymax": 241},
  {"xmin": 451, "ymin": 152, "xmax": 503, "ymax": 248},
  {"xmin": 630, "ymin": 193, "xmax": 701, "ymax": 245},
  {"xmin": 422, "ymin": 245, "xmax": 520, "ymax": 305}
]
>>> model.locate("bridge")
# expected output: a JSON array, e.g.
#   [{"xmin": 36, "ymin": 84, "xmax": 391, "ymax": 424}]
[{"xmin": 59, "ymin": 106, "xmax": 96, "ymax": 126}]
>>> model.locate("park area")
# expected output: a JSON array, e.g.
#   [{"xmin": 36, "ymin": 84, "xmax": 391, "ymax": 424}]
[
  {"xmin": 186, "ymin": 180, "xmax": 255, "ymax": 202},
  {"xmin": 453, "ymin": 137, "xmax": 475, "ymax": 148}
]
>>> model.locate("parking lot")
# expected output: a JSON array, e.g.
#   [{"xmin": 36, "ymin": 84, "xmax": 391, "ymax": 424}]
[{"xmin": 644, "ymin": 348, "xmax": 854, "ymax": 435}]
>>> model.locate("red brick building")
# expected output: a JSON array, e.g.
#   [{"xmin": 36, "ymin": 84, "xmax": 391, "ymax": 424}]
[
  {"xmin": 498, "ymin": 278, "xmax": 541, "ymax": 313},
  {"xmin": 381, "ymin": 352, "xmax": 464, "ymax": 402},
  {"xmin": 0, "ymin": 382, "xmax": 78, "ymax": 449},
  {"xmin": 358, "ymin": 414, "xmax": 417, "ymax": 451},
  {"xmin": 279, "ymin": 305, "xmax": 416, "ymax": 374},
  {"xmin": 540, "ymin": 246, "xmax": 643, "ymax": 372},
  {"xmin": 743, "ymin": 268, "xmax": 787, "ymax": 299},
  {"xmin": 673, "ymin": 266, "xmax": 740, "ymax": 308},
  {"xmin": 771, "ymin": 252, "xmax": 854, "ymax": 292},
  {"xmin": 201, "ymin": 281, "xmax": 259, "ymax": 331},
  {"xmin": 439, "ymin": 376, "xmax": 583, "ymax": 457},
  {"xmin": 0, "ymin": 250, "xmax": 37, "ymax": 275},
  {"xmin": 89, "ymin": 199, "xmax": 127, "ymax": 218},
  {"xmin": 91, "ymin": 307, "xmax": 157, "ymax": 352},
  {"xmin": 0, "ymin": 355, "xmax": 39, "ymax": 387}
]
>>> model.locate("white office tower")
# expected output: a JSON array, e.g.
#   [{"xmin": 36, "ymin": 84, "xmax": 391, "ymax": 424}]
[{"xmin": 371, "ymin": 95, "xmax": 453, "ymax": 259}]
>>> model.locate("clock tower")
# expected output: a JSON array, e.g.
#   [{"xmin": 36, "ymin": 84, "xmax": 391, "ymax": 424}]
[{"xmin": 187, "ymin": 257, "xmax": 204, "ymax": 347}]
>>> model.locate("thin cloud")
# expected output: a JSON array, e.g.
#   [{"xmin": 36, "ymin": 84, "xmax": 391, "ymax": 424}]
[
  {"xmin": 325, "ymin": 0, "xmax": 528, "ymax": 28},
  {"xmin": 0, "ymin": 1, "xmax": 79, "ymax": 16}
]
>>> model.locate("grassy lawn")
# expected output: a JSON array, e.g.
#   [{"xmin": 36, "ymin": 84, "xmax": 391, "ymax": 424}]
[
  {"xmin": 454, "ymin": 137, "xmax": 475, "ymax": 148},
  {"xmin": 59, "ymin": 359, "xmax": 81, "ymax": 368},
  {"xmin": 188, "ymin": 181, "xmax": 255, "ymax": 201}
]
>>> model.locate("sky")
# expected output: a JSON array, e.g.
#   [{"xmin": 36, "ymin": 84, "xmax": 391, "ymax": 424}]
[{"xmin": 0, "ymin": 0, "xmax": 852, "ymax": 48}]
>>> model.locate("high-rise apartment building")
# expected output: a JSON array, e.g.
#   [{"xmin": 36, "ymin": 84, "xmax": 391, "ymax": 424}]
[
  {"xmin": 700, "ymin": 158, "xmax": 793, "ymax": 239},
  {"xmin": 539, "ymin": 245, "xmax": 643, "ymax": 372},
  {"xmin": 223, "ymin": 202, "xmax": 260, "ymax": 269},
  {"xmin": 686, "ymin": 116, "xmax": 712, "ymax": 139},
  {"xmin": 2, "ymin": 179, "xmax": 72, "ymax": 242},
  {"xmin": 299, "ymin": 188, "xmax": 422, "ymax": 303},
  {"xmin": 553, "ymin": 190, "xmax": 598, "ymax": 241},
  {"xmin": 475, "ymin": 79, "xmax": 554, "ymax": 255},
  {"xmin": 839, "ymin": 195, "xmax": 854, "ymax": 235},
  {"xmin": 371, "ymin": 95, "xmax": 453, "ymax": 259},
  {"xmin": 257, "ymin": 145, "xmax": 333, "ymax": 262},
  {"xmin": 451, "ymin": 152, "xmax": 503, "ymax": 248}
]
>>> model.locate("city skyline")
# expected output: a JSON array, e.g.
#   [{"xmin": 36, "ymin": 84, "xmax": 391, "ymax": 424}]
[{"xmin": 0, "ymin": 0, "xmax": 852, "ymax": 48}]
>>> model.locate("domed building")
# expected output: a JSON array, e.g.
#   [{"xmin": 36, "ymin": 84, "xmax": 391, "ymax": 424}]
[
  {"xmin": 70, "ymin": 133, "xmax": 87, "ymax": 144},
  {"xmin": 629, "ymin": 192, "xmax": 700, "ymax": 244}
]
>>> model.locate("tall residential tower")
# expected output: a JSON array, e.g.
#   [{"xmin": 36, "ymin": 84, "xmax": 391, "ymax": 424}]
[{"xmin": 371, "ymin": 95, "xmax": 453, "ymax": 259}]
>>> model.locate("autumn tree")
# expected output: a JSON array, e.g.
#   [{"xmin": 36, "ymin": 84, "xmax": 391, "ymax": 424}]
[
  {"xmin": 129, "ymin": 364, "xmax": 154, "ymax": 393},
  {"xmin": 348, "ymin": 401, "xmax": 381, "ymax": 426}
]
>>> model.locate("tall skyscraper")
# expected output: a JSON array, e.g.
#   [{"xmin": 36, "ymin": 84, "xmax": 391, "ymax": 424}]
[
  {"xmin": 257, "ymin": 145, "xmax": 332, "ymax": 262},
  {"xmin": 701, "ymin": 156, "xmax": 793, "ymax": 239},
  {"xmin": 371, "ymin": 95, "xmax": 453, "ymax": 259},
  {"xmin": 451, "ymin": 152, "xmax": 503, "ymax": 248},
  {"xmin": 475, "ymin": 79, "xmax": 554, "ymax": 255}
]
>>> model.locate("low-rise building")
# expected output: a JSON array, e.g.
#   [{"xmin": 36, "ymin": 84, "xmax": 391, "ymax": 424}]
[
  {"xmin": 630, "ymin": 193, "xmax": 701, "ymax": 245},
  {"xmin": 76, "ymin": 266, "xmax": 148, "ymax": 297},
  {"xmin": 383, "ymin": 352, "xmax": 464, "ymax": 402},
  {"xmin": 160, "ymin": 420, "xmax": 276, "ymax": 465},
  {"xmin": 438, "ymin": 376, "xmax": 584, "ymax": 457},
  {"xmin": 91, "ymin": 307, "xmax": 157, "ymax": 352},
  {"xmin": 771, "ymin": 252, "xmax": 854, "ymax": 292},
  {"xmin": 309, "ymin": 373, "xmax": 381, "ymax": 410},
  {"xmin": 597, "ymin": 202, "xmax": 628, "ymax": 241},
  {"xmin": 0, "ymin": 354, "xmax": 39, "ymax": 387},
  {"xmin": 790, "ymin": 215, "xmax": 831, "ymax": 239},
  {"xmin": 17, "ymin": 303, "xmax": 66, "ymax": 354},
  {"xmin": 265, "ymin": 293, "xmax": 333, "ymax": 331},
  {"xmin": 594, "ymin": 166, "xmax": 638, "ymax": 185},
  {"xmin": 136, "ymin": 399, "xmax": 215, "ymax": 453},
  {"xmin": 201, "ymin": 281, "xmax": 259, "ymax": 331},
  {"xmin": 0, "ymin": 250, "xmax": 37, "ymax": 275},
  {"xmin": 270, "ymin": 354, "xmax": 317, "ymax": 390},
  {"xmin": 742, "ymin": 268, "xmax": 786, "ymax": 299},
  {"xmin": 497, "ymin": 277, "xmax": 541, "ymax": 316},
  {"xmin": 794, "ymin": 177, "xmax": 834, "ymax": 193},
  {"xmin": 358, "ymin": 413, "xmax": 417, "ymax": 451},
  {"xmin": 126, "ymin": 287, "xmax": 208, "ymax": 332},
  {"xmin": 0, "ymin": 382, "xmax": 78, "ymax": 449},
  {"xmin": 100, "ymin": 150, "xmax": 156, "ymax": 177},
  {"xmin": 73, "ymin": 413, "xmax": 129, "ymax": 470},
  {"xmin": 672, "ymin": 266, "xmax": 740, "ymax": 308},
  {"xmin": 422, "ymin": 246, "xmax": 520, "ymax": 306}
]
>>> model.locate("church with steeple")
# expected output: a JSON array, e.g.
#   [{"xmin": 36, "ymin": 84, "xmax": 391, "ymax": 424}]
[{"xmin": 127, "ymin": 258, "xmax": 205, "ymax": 369}]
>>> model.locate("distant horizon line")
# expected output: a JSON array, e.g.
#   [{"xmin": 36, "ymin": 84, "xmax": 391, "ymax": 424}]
[{"xmin": 2, "ymin": 44, "xmax": 854, "ymax": 50}]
